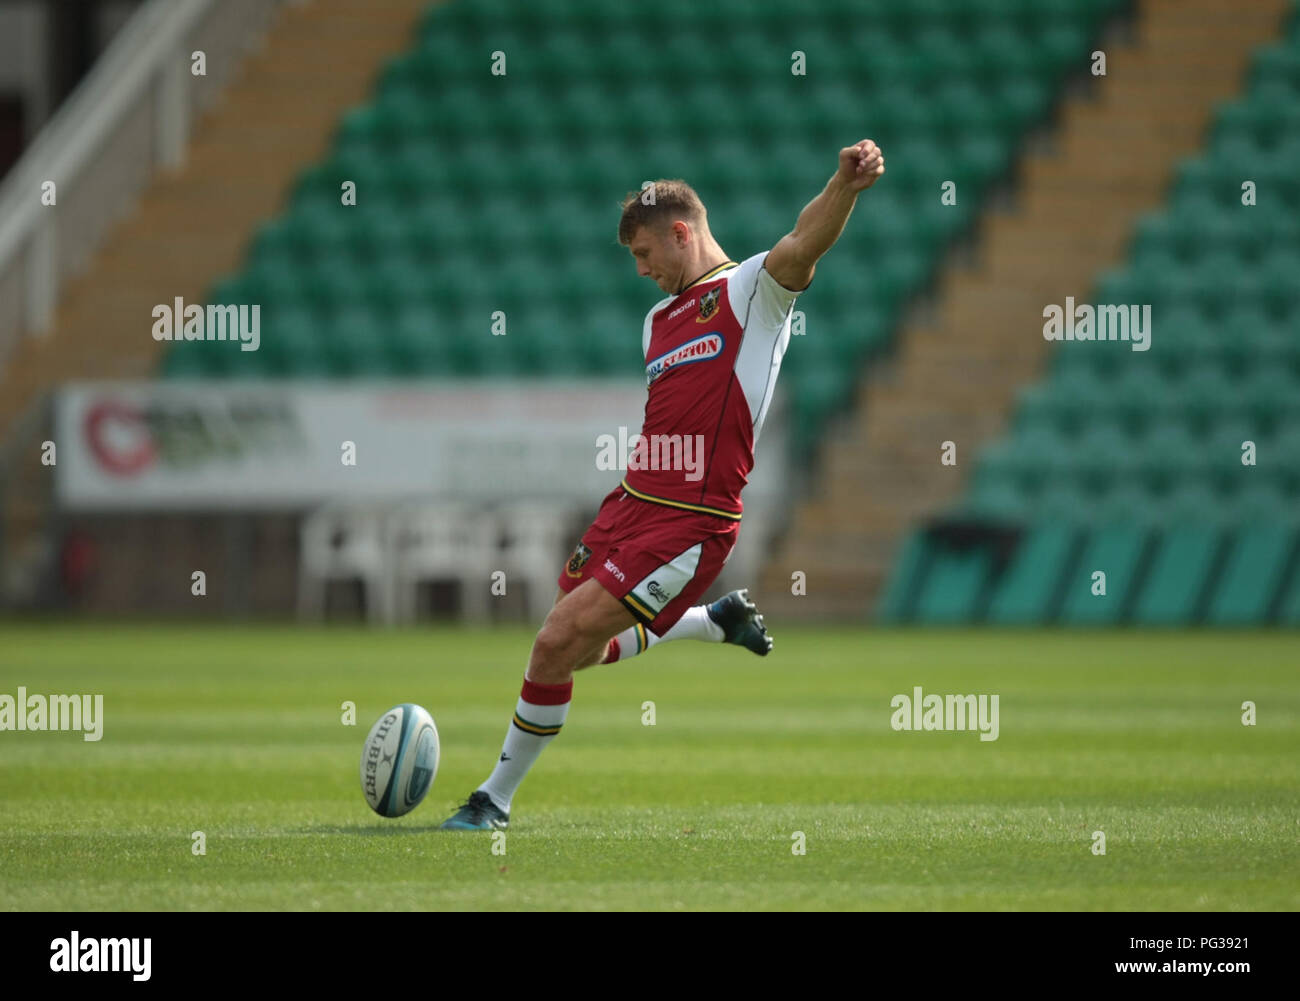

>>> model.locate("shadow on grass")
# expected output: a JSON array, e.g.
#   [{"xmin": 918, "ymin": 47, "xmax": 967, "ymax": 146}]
[
  {"xmin": 295, "ymin": 824, "xmax": 461, "ymax": 836},
  {"xmin": 295, "ymin": 820, "xmax": 609, "ymax": 836}
]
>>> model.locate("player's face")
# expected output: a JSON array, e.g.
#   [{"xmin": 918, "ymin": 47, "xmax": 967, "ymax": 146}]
[{"xmin": 627, "ymin": 226, "xmax": 681, "ymax": 295}]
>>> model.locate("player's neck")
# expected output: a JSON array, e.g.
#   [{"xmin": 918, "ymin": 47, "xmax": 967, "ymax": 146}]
[{"xmin": 675, "ymin": 248, "xmax": 730, "ymax": 296}]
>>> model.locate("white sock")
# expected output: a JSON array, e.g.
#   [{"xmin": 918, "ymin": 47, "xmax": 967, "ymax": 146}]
[
  {"xmin": 602, "ymin": 605, "xmax": 724, "ymax": 663},
  {"xmin": 477, "ymin": 676, "xmax": 572, "ymax": 813}
]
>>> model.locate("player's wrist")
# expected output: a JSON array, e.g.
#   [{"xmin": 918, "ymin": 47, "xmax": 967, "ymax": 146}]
[{"xmin": 827, "ymin": 173, "xmax": 859, "ymax": 199}]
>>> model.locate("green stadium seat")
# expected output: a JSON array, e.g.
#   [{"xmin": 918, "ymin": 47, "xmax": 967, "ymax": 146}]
[
  {"xmin": 876, "ymin": 531, "xmax": 930, "ymax": 624},
  {"xmin": 1057, "ymin": 524, "xmax": 1150, "ymax": 625},
  {"xmin": 1204, "ymin": 420, "xmax": 1266, "ymax": 492},
  {"xmin": 1069, "ymin": 423, "xmax": 1142, "ymax": 495},
  {"xmin": 950, "ymin": 133, "xmax": 1012, "ymax": 196},
  {"xmin": 961, "ymin": 479, "xmax": 1035, "ymax": 521},
  {"xmin": 247, "ymin": 261, "xmax": 303, "ymax": 306},
  {"xmin": 911, "ymin": 541, "xmax": 993, "ymax": 624},
  {"xmin": 334, "ymin": 106, "xmax": 402, "ymax": 158},
  {"xmin": 220, "ymin": 341, "xmax": 278, "ymax": 377},
  {"xmin": 347, "ymin": 207, "xmax": 411, "ymax": 262},
  {"xmin": 264, "ymin": 321, "xmax": 334, "ymax": 377},
  {"xmin": 1147, "ymin": 308, "xmax": 1212, "ymax": 378},
  {"xmin": 572, "ymin": 304, "xmax": 644, "ymax": 374},
  {"xmin": 1037, "ymin": 24, "xmax": 1091, "ymax": 79},
  {"xmin": 1201, "ymin": 308, "xmax": 1273, "ymax": 376},
  {"xmin": 1251, "ymin": 42, "xmax": 1300, "ymax": 90},
  {"xmin": 1237, "ymin": 367, "xmax": 1300, "ymax": 431},
  {"xmin": 787, "ymin": 368, "xmax": 852, "ymax": 456},
  {"xmin": 869, "ymin": 88, "xmax": 940, "ymax": 148},
  {"xmin": 970, "ymin": 27, "xmax": 1039, "ymax": 88},
  {"xmin": 910, "ymin": 27, "xmax": 976, "ymax": 87},
  {"xmin": 1265, "ymin": 426, "xmax": 1300, "ymax": 493},
  {"xmin": 989, "ymin": 76, "xmax": 1053, "ymax": 136},
  {"xmin": 1100, "ymin": 481, "xmax": 1168, "ymax": 527},
  {"xmin": 159, "ymin": 345, "xmax": 209, "ymax": 377},
  {"xmin": 1205, "ymin": 503, "xmax": 1297, "ymax": 625},
  {"xmin": 1131, "ymin": 211, "xmax": 1176, "ymax": 257},
  {"xmin": 513, "ymin": 322, "xmax": 579, "ymax": 379},
  {"xmin": 974, "ymin": 424, "xmax": 1069, "ymax": 494},
  {"xmin": 363, "ymin": 256, "xmax": 431, "ymax": 310},
  {"xmin": 1110, "ymin": 365, "xmax": 1174, "ymax": 431},
  {"xmin": 868, "ymin": 246, "xmax": 932, "ymax": 308},
  {"xmin": 314, "ymin": 153, "xmax": 390, "ymax": 206},
  {"xmin": 1259, "ymin": 252, "xmax": 1300, "ymax": 315},
  {"xmin": 1169, "ymin": 365, "xmax": 1237, "ymax": 433},
  {"xmin": 1130, "ymin": 519, "xmax": 1224, "ymax": 626},
  {"xmin": 1027, "ymin": 481, "xmax": 1083, "ymax": 524},
  {"xmin": 165, "ymin": 336, "xmax": 235, "ymax": 378},
  {"xmin": 985, "ymin": 523, "xmax": 1078, "ymax": 624},
  {"xmin": 1134, "ymin": 423, "xmax": 1203, "ymax": 495},
  {"xmin": 1274, "ymin": 555, "xmax": 1300, "ymax": 626},
  {"xmin": 1021, "ymin": 365, "xmax": 1113, "ymax": 431},
  {"xmin": 294, "ymin": 260, "xmax": 368, "ymax": 312},
  {"xmin": 390, "ymin": 308, "xmax": 456, "ymax": 374},
  {"xmin": 1015, "ymin": 0, "xmax": 1093, "ymax": 32}
]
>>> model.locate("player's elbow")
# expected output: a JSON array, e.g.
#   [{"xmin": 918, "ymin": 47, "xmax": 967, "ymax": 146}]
[{"xmin": 767, "ymin": 236, "xmax": 816, "ymax": 292}]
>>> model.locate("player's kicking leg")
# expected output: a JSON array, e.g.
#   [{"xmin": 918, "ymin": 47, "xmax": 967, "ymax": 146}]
[{"xmin": 594, "ymin": 588, "xmax": 772, "ymax": 665}]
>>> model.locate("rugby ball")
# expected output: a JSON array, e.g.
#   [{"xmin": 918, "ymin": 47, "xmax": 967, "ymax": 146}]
[{"xmin": 360, "ymin": 703, "xmax": 440, "ymax": 817}]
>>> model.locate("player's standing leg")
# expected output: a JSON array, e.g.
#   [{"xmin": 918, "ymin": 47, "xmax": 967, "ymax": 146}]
[
  {"xmin": 439, "ymin": 486, "xmax": 754, "ymax": 830},
  {"xmin": 438, "ymin": 579, "xmax": 633, "ymax": 830}
]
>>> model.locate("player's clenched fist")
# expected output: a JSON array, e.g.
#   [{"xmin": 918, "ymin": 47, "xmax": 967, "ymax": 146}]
[{"xmin": 837, "ymin": 139, "xmax": 885, "ymax": 191}]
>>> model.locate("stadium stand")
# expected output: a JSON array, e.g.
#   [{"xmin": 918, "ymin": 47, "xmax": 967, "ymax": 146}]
[
  {"xmin": 764, "ymin": 0, "xmax": 1291, "ymax": 621},
  {"xmin": 162, "ymin": 0, "xmax": 1126, "ymax": 469},
  {"xmin": 883, "ymin": 1, "xmax": 1300, "ymax": 624},
  {"xmin": 4, "ymin": 0, "xmax": 1295, "ymax": 625}
]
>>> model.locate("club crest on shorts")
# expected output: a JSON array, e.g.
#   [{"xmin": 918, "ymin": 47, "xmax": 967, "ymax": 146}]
[
  {"xmin": 565, "ymin": 542, "xmax": 593, "ymax": 578},
  {"xmin": 697, "ymin": 287, "xmax": 721, "ymax": 322}
]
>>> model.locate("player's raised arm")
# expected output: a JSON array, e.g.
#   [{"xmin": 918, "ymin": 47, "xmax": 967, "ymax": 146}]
[{"xmin": 765, "ymin": 139, "xmax": 885, "ymax": 292}]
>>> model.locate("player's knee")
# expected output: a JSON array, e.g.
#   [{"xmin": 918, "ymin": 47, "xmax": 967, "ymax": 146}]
[
  {"xmin": 529, "ymin": 623, "xmax": 564, "ymax": 664},
  {"xmin": 527, "ymin": 621, "xmax": 579, "ymax": 683}
]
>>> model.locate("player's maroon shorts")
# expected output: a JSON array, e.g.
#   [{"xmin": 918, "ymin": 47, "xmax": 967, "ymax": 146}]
[{"xmin": 558, "ymin": 482, "xmax": 741, "ymax": 635}]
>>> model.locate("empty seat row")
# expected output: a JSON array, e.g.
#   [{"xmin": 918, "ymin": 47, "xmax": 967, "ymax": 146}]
[{"xmin": 880, "ymin": 520, "xmax": 1300, "ymax": 625}]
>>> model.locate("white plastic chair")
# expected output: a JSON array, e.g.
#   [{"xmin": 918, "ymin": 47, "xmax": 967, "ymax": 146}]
[
  {"xmin": 388, "ymin": 502, "xmax": 502, "ymax": 623},
  {"xmin": 497, "ymin": 502, "xmax": 576, "ymax": 621},
  {"xmin": 298, "ymin": 505, "xmax": 394, "ymax": 623}
]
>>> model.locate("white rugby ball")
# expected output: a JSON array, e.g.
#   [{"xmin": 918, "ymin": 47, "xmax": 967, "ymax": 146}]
[{"xmin": 360, "ymin": 703, "xmax": 440, "ymax": 817}]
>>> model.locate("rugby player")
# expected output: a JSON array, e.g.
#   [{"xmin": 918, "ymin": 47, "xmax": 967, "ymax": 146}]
[{"xmin": 441, "ymin": 139, "xmax": 885, "ymax": 829}]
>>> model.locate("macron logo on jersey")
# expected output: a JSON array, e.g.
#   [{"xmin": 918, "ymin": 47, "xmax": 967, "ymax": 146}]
[
  {"xmin": 665, "ymin": 297, "xmax": 696, "ymax": 321},
  {"xmin": 646, "ymin": 332, "xmax": 723, "ymax": 386}
]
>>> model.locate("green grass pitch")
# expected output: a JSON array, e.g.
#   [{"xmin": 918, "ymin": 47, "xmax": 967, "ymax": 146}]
[{"xmin": 1, "ymin": 624, "xmax": 1296, "ymax": 911}]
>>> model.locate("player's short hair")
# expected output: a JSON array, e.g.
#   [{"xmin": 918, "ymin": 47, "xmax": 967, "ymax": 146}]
[{"xmin": 618, "ymin": 179, "xmax": 707, "ymax": 245}]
